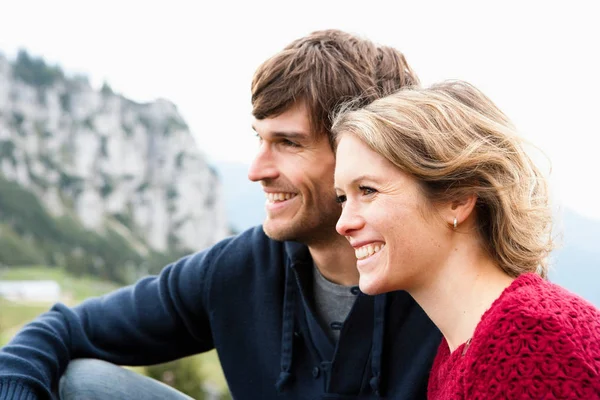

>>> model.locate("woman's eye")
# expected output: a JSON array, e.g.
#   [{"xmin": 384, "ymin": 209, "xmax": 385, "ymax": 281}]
[
  {"xmin": 359, "ymin": 186, "xmax": 376, "ymax": 195},
  {"xmin": 335, "ymin": 194, "xmax": 347, "ymax": 204}
]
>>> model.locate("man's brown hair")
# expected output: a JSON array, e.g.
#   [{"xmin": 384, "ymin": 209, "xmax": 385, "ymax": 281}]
[{"xmin": 251, "ymin": 29, "xmax": 419, "ymax": 141}]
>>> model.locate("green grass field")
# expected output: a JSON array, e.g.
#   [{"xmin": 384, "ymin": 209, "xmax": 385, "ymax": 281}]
[{"xmin": 0, "ymin": 266, "xmax": 228, "ymax": 393}]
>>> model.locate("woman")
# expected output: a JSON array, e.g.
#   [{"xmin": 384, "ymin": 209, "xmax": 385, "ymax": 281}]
[{"xmin": 331, "ymin": 81, "xmax": 600, "ymax": 399}]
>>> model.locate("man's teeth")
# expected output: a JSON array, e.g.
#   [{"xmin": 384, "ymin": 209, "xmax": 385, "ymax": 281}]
[
  {"xmin": 355, "ymin": 244, "xmax": 385, "ymax": 260},
  {"xmin": 266, "ymin": 192, "xmax": 296, "ymax": 202}
]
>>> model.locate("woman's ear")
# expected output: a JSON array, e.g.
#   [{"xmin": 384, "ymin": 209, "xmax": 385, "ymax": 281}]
[{"xmin": 447, "ymin": 195, "xmax": 478, "ymax": 229}]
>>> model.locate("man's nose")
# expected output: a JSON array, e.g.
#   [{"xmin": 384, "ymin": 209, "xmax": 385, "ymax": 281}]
[{"xmin": 248, "ymin": 142, "xmax": 278, "ymax": 182}]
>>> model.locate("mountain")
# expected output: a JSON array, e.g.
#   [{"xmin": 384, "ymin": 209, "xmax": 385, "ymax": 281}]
[
  {"xmin": 0, "ymin": 50, "xmax": 228, "ymax": 282},
  {"xmin": 215, "ymin": 161, "xmax": 600, "ymax": 306},
  {"xmin": 550, "ymin": 209, "xmax": 600, "ymax": 306},
  {"xmin": 213, "ymin": 161, "xmax": 265, "ymax": 233}
]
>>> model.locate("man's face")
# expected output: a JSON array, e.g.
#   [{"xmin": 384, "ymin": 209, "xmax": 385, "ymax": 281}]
[{"xmin": 249, "ymin": 102, "xmax": 341, "ymax": 244}]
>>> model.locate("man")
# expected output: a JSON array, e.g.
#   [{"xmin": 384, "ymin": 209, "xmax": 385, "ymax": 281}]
[{"xmin": 0, "ymin": 30, "xmax": 441, "ymax": 399}]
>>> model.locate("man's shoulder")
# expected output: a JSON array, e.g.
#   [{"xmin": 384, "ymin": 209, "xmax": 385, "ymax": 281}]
[
  {"xmin": 210, "ymin": 225, "xmax": 278, "ymax": 253},
  {"xmin": 193, "ymin": 225, "xmax": 293, "ymax": 281}
]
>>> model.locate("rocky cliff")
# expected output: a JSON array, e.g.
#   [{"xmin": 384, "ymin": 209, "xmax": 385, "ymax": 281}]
[{"xmin": 0, "ymin": 51, "xmax": 227, "ymax": 257}]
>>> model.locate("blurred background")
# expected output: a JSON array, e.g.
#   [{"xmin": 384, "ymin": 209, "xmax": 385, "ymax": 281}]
[{"xmin": 1, "ymin": 1, "xmax": 598, "ymax": 398}]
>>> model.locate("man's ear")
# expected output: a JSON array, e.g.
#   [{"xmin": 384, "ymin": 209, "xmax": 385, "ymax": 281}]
[{"xmin": 446, "ymin": 194, "xmax": 478, "ymax": 229}]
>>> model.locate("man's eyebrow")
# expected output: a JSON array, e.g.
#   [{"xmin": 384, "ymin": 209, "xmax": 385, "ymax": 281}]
[
  {"xmin": 251, "ymin": 127, "xmax": 311, "ymax": 140},
  {"xmin": 272, "ymin": 131, "xmax": 310, "ymax": 140}
]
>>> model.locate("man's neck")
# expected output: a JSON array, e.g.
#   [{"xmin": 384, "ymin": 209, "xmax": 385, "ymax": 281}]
[{"xmin": 308, "ymin": 235, "xmax": 359, "ymax": 286}]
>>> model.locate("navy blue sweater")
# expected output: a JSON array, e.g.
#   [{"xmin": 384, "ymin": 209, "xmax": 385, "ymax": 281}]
[{"xmin": 0, "ymin": 226, "xmax": 441, "ymax": 399}]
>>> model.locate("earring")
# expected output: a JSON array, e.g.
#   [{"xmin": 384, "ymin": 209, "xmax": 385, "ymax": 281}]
[{"xmin": 453, "ymin": 217, "xmax": 458, "ymax": 230}]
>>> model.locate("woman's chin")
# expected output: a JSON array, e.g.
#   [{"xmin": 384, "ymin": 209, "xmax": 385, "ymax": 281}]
[
  {"xmin": 358, "ymin": 276, "xmax": 385, "ymax": 295},
  {"xmin": 357, "ymin": 254, "xmax": 390, "ymax": 295}
]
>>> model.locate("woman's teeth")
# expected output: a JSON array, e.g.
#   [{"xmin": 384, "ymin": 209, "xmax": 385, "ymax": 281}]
[{"xmin": 355, "ymin": 243, "xmax": 385, "ymax": 260}]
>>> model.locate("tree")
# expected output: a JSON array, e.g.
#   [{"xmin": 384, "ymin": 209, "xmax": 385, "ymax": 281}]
[{"xmin": 12, "ymin": 49, "xmax": 64, "ymax": 87}]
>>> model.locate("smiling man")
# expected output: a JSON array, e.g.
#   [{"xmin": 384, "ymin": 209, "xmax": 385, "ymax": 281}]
[
  {"xmin": 250, "ymin": 101, "xmax": 340, "ymax": 244},
  {"xmin": 0, "ymin": 30, "xmax": 441, "ymax": 400},
  {"xmin": 249, "ymin": 101, "xmax": 360, "ymax": 287}
]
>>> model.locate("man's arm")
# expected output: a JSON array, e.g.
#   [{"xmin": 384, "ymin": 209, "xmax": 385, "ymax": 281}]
[{"xmin": 0, "ymin": 248, "xmax": 219, "ymax": 399}]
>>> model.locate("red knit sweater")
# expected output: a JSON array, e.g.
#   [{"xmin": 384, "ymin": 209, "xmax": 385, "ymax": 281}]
[{"xmin": 428, "ymin": 273, "xmax": 600, "ymax": 399}]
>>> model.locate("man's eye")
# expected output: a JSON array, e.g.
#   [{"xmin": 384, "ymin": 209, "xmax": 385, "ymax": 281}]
[
  {"xmin": 282, "ymin": 139, "xmax": 300, "ymax": 148},
  {"xmin": 359, "ymin": 186, "xmax": 376, "ymax": 195},
  {"xmin": 335, "ymin": 194, "xmax": 347, "ymax": 204}
]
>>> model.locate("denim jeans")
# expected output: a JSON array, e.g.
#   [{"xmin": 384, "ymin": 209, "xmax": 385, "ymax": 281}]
[{"xmin": 59, "ymin": 359, "xmax": 194, "ymax": 400}]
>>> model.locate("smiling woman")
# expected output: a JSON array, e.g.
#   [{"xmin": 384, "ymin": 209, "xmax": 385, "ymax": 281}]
[
  {"xmin": 332, "ymin": 81, "xmax": 600, "ymax": 399},
  {"xmin": 334, "ymin": 133, "xmax": 452, "ymax": 295}
]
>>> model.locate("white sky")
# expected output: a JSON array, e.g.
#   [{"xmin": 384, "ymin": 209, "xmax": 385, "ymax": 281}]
[{"xmin": 1, "ymin": 0, "xmax": 599, "ymax": 219}]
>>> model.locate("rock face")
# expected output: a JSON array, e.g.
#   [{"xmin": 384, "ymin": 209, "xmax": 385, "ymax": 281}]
[{"xmin": 0, "ymin": 51, "xmax": 228, "ymax": 253}]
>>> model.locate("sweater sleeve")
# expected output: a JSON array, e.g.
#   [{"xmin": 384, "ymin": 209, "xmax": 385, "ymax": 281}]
[{"xmin": 0, "ymin": 245, "xmax": 223, "ymax": 399}]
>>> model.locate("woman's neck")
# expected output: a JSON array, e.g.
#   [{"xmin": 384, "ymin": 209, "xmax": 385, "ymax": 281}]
[{"xmin": 409, "ymin": 240, "xmax": 514, "ymax": 353}]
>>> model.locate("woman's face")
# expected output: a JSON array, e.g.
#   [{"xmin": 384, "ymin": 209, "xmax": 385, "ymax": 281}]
[{"xmin": 334, "ymin": 134, "xmax": 453, "ymax": 295}]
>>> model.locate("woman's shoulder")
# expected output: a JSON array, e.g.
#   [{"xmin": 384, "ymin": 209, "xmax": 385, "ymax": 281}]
[
  {"xmin": 475, "ymin": 273, "xmax": 600, "ymax": 351},
  {"xmin": 465, "ymin": 273, "xmax": 600, "ymax": 398},
  {"xmin": 487, "ymin": 273, "xmax": 600, "ymax": 334}
]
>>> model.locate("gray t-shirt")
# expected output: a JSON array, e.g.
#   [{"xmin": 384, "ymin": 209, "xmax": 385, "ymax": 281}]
[{"xmin": 312, "ymin": 264, "xmax": 360, "ymax": 342}]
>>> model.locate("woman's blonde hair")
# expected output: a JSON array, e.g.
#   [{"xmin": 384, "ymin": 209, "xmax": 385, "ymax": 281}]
[{"xmin": 331, "ymin": 81, "xmax": 553, "ymax": 277}]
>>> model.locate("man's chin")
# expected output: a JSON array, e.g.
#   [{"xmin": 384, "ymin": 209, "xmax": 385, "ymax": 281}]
[
  {"xmin": 262, "ymin": 218, "xmax": 337, "ymax": 245},
  {"xmin": 262, "ymin": 221, "xmax": 296, "ymax": 242}
]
